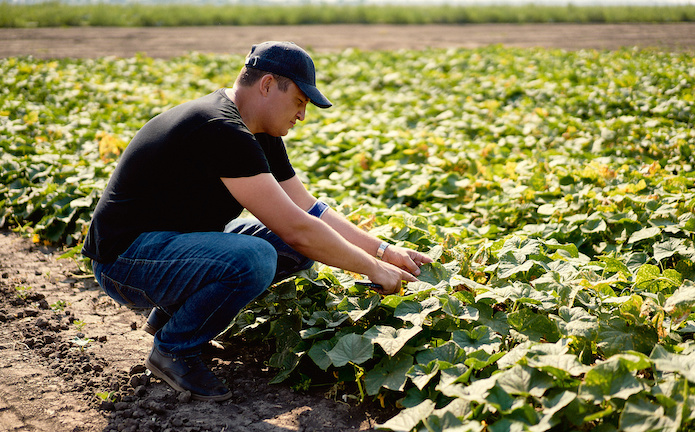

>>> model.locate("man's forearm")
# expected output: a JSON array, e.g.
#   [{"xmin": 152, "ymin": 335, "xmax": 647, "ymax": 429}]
[
  {"xmin": 319, "ymin": 207, "xmax": 384, "ymax": 258},
  {"xmin": 316, "ymin": 206, "xmax": 431, "ymax": 277},
  {"xmin": 282, "ymin": 212, "xmax": 383, "ymax": 278}
]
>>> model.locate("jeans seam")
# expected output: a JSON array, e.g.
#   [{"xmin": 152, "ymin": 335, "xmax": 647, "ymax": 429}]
[
  {"xmin": 187, "ymin": 273, "xmax": 241, "ymax": 344},
  {"xmin": 101, "ymin": 272, "xmax": 157, "ymax": 309}
]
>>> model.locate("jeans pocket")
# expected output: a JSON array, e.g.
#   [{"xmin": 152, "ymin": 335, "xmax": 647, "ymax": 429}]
[{"xmin": 100, "ymin": 273, "xmax": 155, "ymax": 309}]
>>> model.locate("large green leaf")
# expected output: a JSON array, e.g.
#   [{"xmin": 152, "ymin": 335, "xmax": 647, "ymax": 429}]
[
  {"xmin": 495, "ymin": 364, "xmax": 554, "ymax": 398},
  {"xmin": 619, "ymin": 395, "xmax": 681, "ymax": 432},
  {"xmin": 302, "ymin": 310, "xmax": 350, "ymax": 328},
  {"xmin": 364, "ymin": 324, "xmax": 423, "ymax": 356},
  {"xmin": 377, "ymin": 399, "xmax": 436, "ymax": 432},
  {"xmin": 492, "ymin": 251, "xmax": 536, "ymax": 279},
  {"xmin": 364, "ymin": 353, "xmax": 414, "ymax": 395},
  {"xmin": 326, "ymin": 333, "xmax": 374, "ymax": 367},
  {"xmin": 551, "ymin": 306, "xmax": 598, "ymax": 341},
  {"xmin": 627, "ymin": 226, "xmax": 662, "ymax": 244},
  {"xmin": 580, "ymin": 355, "xmax": 648, "ymax": 402},
  {"xmin": 464, "ymin": 349, "xmax": 505, "ymax": 371},
  {"xmin": 423, "ymin": 411, "xmax": 483, "ymax": 432},
  {"xmin": 417, "ymin": 262, "xmax": 452, "ymax": 286},
  {"xmin": 526, "ymin": 353, "xmax": 589, "ymax": 380},
  {"xmin": 650, "ymin": 345, "xmax": 695, "ymax": 384},
  {"xmin": 635, "ymin": 264, "xmax": 682, "ymax": 293},
  {"xmin": 394, "ymin": 297, "xmax": 441, "ymax": 326},
  {"xmin": 268, "ymin": 348, "xmax": 303, "ymax": 384},
  {"xmin": 534, "ymin": 391, "xmax": 578, "ymax": 431},
  {"xmin": 580, "ymin": 217, "xmax": 607, "ymax": 234},
  {"xmin": 654, "ymin": 238, "xmax": 687, "ymax": 263},
  {"xmin": 597, "ymin": 317, "xmax": 659, "ymax": 357},
  {"xmin": 307, "ymin": 339, "xmax": 336, "ymax": 371},
  {"xmin": 452, "ymin": 325, "xmax": 502, "ymax": 354},
  {"xmin": 440, "ymin": 294, "xmax": 479, "ymax": 321},
  {"xmin": 415, "ymin": 341, "xmax": 467, "ymax": 366},
  {"xmin": 507, "ymin": 308, "xmax": 561, "ymax": 342},
  {"xmin": 406, "ymin": 360, "xmax": 440, "ymax": 390},
  {"xmin": 337, "ymin": 294, "xmax": 381, "ymax": 322}
]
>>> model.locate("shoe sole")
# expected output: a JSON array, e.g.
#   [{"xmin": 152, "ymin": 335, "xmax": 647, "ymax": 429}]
[{"xmin": 145, "ymin": 358, "xmax": 232, "ymax": 402}]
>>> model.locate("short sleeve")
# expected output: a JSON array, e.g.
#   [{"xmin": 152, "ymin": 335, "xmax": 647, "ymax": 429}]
[
  {"xmin": 198, "ymin": 121, "xmax": 272, "ymax": 179},
  {"xmin": 255, "ymin": 133, "xmax": 296, "ymax": 182}
]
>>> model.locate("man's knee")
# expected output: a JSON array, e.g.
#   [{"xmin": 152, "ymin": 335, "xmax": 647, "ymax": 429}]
[{"xmin": 235, "ymin": 238, "xmax": 278, "ymax": 290}]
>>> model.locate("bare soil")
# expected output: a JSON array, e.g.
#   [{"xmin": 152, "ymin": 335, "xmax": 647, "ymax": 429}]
[
  {"xmin": 0, "ymin": 231, "xmax": 382, "ymax": 432},
  {"xmin": 1, "ymin": 23, "xmax": 694, "ymax": 432},
  {"xmin": 0, "ymin": 23, "xmax": 694, "ymax": 59}
]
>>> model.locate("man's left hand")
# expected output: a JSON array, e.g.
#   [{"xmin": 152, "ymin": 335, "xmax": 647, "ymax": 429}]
[{"xmin": 382, "ymin": 245, "xmax": 434, "ymax": 277}]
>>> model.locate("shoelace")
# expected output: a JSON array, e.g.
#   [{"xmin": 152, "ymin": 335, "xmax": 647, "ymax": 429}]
[{"xmin": 179, "ymin": 355, "xmax": 218, "ymax": 379}]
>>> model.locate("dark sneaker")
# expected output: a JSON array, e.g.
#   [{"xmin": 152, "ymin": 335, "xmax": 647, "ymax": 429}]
[
  {"xmin": 142, "ymin": 307, "xmax": 169, "ymax": 336},
  {"xmin": 145, "ymin": 346, "xmax": 232, "ymax": 401}
]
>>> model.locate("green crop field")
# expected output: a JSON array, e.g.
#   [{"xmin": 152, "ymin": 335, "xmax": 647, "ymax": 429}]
[
  {"xmin": 1, "ymin": 2, "xmax": 694, "ymax": 27},
  {"xmin": 2, "ymin": 45, "xmax": 695, "ymax": 430}
]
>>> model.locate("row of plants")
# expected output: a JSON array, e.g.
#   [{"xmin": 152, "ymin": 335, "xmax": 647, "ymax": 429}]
[
  {"xmin": 2, "ymin": 2, "xmax": 695, "ymax": 27},
  {"xmin": 1, "ymin": 45, "xmax": 694, "ymax": 430}
]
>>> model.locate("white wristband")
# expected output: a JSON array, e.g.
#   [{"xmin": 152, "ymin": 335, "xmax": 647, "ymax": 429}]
[{"xmin": 376, "ymin": 242, "xmax": 389, "ymax": 260}]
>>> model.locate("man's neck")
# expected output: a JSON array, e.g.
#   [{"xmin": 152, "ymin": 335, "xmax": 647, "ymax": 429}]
[{"xmin": 225, "ymin": 87, "xmax": 260, "ymax": 134}]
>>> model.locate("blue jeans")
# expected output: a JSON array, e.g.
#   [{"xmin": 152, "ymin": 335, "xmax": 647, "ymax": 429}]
[{"xmin": 92, "ymin": 219, "xmax": 313, "ymax": 356}]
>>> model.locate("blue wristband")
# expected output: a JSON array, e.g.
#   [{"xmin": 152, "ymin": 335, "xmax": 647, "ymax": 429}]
[{"xmin": 308, "ymin": 200, "xmax": 329, "ymax": 218}]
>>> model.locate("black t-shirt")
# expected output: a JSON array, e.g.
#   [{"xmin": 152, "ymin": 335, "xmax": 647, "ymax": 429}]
[{"xmin": 82, "ymin": 88, "xmax": 295, "ymax": 263}]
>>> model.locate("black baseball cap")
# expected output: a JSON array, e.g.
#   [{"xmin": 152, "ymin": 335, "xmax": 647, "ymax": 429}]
[{"xmin": 244, "ymin": 41, "xmax": 332, "ymax": 109}]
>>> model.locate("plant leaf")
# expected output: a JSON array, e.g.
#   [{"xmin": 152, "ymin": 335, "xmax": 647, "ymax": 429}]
[
  {"xmin": 377, "ymin": 399, "xmax": 436, "ymax": 432},
  {"xmin": 619, "ymin": 395, "xmax": 681, "ymax": 432},
  {"xmin": 365, "ymin": 353, "xmax": 414, "ymax": 395},
  {"xmin": 365, "ymin": 325, "xmax": 422, "ymax": 356},
  {"xmin": 394, "ymin": 297, "xmax": 441, "ymax": 326},
  {"xmin": 495, "ymin": 364, "xmax": 554, "ymax": 397},
  {"xmin": 327, "ymin": 333, "xmax": 374, "ymax": 367},
  {"xmin": 307, "ymin": 339, "xmax": 336, "ymax": 370},
  {"xmin": 452, "ymin": 325, "xmax": 502, "ymax": 354},
  {"xmin": 407, "ymin": 360, "xmax": 440, "ymax": 390},
  {"xmin": 337, "ymin": 294, "xmax": 381, "ymax": 322}
]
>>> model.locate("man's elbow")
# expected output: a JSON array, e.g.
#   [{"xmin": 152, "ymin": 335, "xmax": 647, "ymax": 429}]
[{"xmin": 278, "ymin": 221, "xmax": 315, "ymax": 255}]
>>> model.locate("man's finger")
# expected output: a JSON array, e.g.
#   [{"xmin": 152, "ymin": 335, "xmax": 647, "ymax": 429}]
[
  {"xmin": 402, "ymin": 272, "xmax": 418, "ymax": 283},
  {"xmin": 411, "ymin": 251, "xmax": 434, "ymax": 265}
]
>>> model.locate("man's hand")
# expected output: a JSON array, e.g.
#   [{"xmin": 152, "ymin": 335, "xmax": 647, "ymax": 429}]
[
  {"xmin": 368, "ymin": 259, "xmax": 418, "ymax": 295},
  {"xmin": 382, "ymin": 245, "xmax": 433, "ymax": 277},
  {"xmin": 366, "ymin": 246, "xmax": 434, "ymax": 295}
]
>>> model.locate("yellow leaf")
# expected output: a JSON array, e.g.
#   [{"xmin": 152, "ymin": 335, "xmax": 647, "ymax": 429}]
[
  {"xmin": 23, "ymin": 111, "xmax": 39, "ymax": 125},
  {"xmin": 98, "ymin": 133, "xmax": 128, "ymax": 162}
]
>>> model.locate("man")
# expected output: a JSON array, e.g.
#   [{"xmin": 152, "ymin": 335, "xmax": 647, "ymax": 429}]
[{"xmin": 82, "ymin": 41, "xmax": 432, "ymax": 401}]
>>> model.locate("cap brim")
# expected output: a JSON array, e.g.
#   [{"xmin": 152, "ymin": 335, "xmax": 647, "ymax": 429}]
[{"xmin": 296, "ymin": 82, "xmax": 332, "ymax": 109}]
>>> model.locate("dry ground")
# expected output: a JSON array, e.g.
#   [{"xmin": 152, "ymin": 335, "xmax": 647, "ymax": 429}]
[
  {"xmin": 0, "ymin": 232, "xmax": 381, "ymax": 432},
  {"xmin": 1, "ymin": 23, "xmax": 694, "ymax": 432},
  {"xmin": 0, "ymin": 23, "xmax": 694, "ymax": 59}
]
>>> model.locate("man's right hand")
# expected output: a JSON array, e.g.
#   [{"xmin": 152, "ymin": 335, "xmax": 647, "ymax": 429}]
[{"xmin": 368, "ymin": 260, "xmax": 419, "ymax": 295}]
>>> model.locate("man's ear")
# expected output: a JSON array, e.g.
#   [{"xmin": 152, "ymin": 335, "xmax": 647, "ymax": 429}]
[{"xmin": 258, "ymin": 74, "xmax": 274, "ymax": 97}]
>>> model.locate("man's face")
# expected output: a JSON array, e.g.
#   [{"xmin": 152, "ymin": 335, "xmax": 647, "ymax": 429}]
[{"xmin": 262, "ymin": 78, "xmax": 310, "ymax": 137}]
